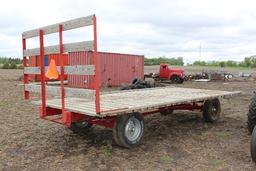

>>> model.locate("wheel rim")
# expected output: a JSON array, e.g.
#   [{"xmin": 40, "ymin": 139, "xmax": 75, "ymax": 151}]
[
  {"xmin": 124, "ymin": 117, "xmax": 142, "ymax": 142},
  {"xmin": 172, "ymin": 77, "xmax": 179, "ymax": 82}
]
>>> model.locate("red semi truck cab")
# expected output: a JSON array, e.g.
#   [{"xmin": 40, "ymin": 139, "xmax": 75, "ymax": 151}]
[{"xmin": 158, "ymin": 64, "xmax": 184, "ymax": 83}]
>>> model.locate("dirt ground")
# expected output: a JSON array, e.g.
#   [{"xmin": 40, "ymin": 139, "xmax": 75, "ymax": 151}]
[{"xmin": 0, "ymin": 67, "xmax": 256, "ymax": 171}]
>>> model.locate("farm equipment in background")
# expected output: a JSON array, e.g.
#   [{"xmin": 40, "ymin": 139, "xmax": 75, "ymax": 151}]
[
  {"xmin": 144, "ymin": 64, "xmax": 184, "ymax": 84},
  {"xmin": 184, "ymin": 73, "xmax": 208, "ymax": 81},
  {"xmin": 184, "ymin": 70, "xmax": 233, "ymax": 82},
  {"xmin": 120, "ymin": 78, "xmax": 165, "ymax": 90}
]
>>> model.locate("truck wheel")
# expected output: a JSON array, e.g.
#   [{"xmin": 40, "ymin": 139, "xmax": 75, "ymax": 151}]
[
  {"xmin": 171, "ymin": 75, "xmax": 182, "ymax": 84},
  {"xmin": 203, "ymin": 98, "xmax": 221, "ymax": 122},
  {"xmin": 179, "ymin": 78, "xmax": 184, "ymax": 84},
  {"xmin": 113, "ymin": 113, "xmax": 144, "ymax": 148},
  {"xmin": 251, "ymin": 126, "xmax": 256, "ymax": 162},
  {"xmin": 69, "ymin": 121, "xmax": 92, "ymax": 133},
  {"xmin": 247, "ymin": 94, "xmax": 256, "ymax": 134}
]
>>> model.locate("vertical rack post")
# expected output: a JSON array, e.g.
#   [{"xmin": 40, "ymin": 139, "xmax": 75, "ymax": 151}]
[
  {"xmin": 22, "ymin": 38, "xmax": 29, "ymax": 99},
  {"xmin": 39, "ymin": 30, "xmax": 46, "ymax": 116},
  {"xmin": 59, "ymin": 24, "xmax": 65, "ymax": 113},
  {"xmin": 93, "ymin": 15, "xmax": 101, "ymax": 114}
]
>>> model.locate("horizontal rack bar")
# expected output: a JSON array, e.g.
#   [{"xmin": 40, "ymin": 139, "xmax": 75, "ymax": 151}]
[
  {"xmin": 22, "ymin": 15, "xmax": 94, "ymax": 39},
  {"xmin": 25, "ymin": 84, "xmax": 95, "ymax": 100},
  {"xmin": 23, "ymin": 41, "xmax": 94, "ymax": 56},
  {"xmin": 24, "ymin": 65, "xmax": 95, "ymax": 75}
]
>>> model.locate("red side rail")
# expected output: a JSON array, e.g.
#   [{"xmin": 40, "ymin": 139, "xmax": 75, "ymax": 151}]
[
  {"xmin": 59, "ymin": 24, "xmax": 65, "ymax": 114},
  {"xmin": 22, "ymin": 38, "xmax": 29, "ymax": 99},
  {"xmin": 39, "ymin": 30, "xmax": 46, "ymax": 116}
]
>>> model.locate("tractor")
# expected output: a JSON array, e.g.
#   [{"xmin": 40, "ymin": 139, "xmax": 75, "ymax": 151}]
[{"xmin": 247, "ymin": 92, "xmax": 256, "ymax": 162}]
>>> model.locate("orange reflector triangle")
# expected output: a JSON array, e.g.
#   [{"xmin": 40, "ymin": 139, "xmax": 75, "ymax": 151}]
[{"xmin": 45, "ymin": 59, "xmax": 59, "ymax": 79}]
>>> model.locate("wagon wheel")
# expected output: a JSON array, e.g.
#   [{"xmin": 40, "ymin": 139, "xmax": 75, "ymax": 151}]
[
  {"xmin": 247, "ymin": 94, "xmax": 256, "ymax": 134},
  {"xmin": 69, "ymin": 121, "xmax": 92, "ymax": 133},
  {"xmin": 203, "ymin": 98, "xmax": 221, "ymax": 122},
  {"xmin": 251, "ymin": 126, "xmax": 256, "ymax": 162},
  {"xmin": 113, "ymin": 113, "xmax": 144, "ymax": 148}
]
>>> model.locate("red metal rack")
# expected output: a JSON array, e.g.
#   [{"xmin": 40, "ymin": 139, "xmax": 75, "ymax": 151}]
[{"xmin": 22, "ymin": 15, "xmax": 101, "ymax": 125}]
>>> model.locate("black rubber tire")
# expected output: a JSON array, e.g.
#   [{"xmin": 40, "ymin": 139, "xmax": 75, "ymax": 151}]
[
  {"xmin": 113, "ymin": 113, "xmax": 144, "ymax": 148},
  {"xmin": 69, "ymin": 121, "xmax": 92, "ymax": 133},
  {"xmin": 132, "ymin": 78, "xmax": 139, "ymax": 84},
  {"xmin": 247, "ymin": 94, "xmax": 256, "ymax": 134},
  {"xmin": 160, "ymin": 109, "xmax": 173, "ymax": 115},
  {"xmin": 171, "ymin": 75, "xmax": 182, "ymax": 84},
  {"xmin": 178, "ymin": 78, "xmax": 184, "ymax": 84},
  {"xmin": 132, "ymin": 78, "xmax": 143, "ymax": 85},
  {"xmin": 203, "ymin": 98, "xmax": 221, "ymax": 122},
  {"xmin": 251, "ymin": 126, "xmax": 256, "ymax": 162}
]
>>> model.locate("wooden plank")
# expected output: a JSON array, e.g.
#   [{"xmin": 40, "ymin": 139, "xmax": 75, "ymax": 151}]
[
  {"xmin": 24, "ymin": 65, "xmax": 95, "ymax": 75},
  {"xmin": 24, "ymin": 67, "xmax": 41, "ymax": 74},
  {"xmin": 22, "ymin": 15, "xmax": 94, "ymax": 39},
  {"xmin": 23, "ymin": 41, "xmax": 94, "ymax": 56},
  {"xmin": 25, "ymin": 84, "xmax": 95, "ymax": 100},
  {"xmin": 32, "ymin": 99, "xmax": 98, "ymax": 116},
  {"xmin": 30, "ymin": 87, "xmax": 241, "ymax": 117}
]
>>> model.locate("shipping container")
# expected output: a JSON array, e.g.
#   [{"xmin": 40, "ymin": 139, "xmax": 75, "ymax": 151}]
[
  {"xmin": 29, "ymin": 54, "xmax": 68, "ymax": 81},
  {"xmin": 68, "ymin": 51, "xmax": 144, "ymax": 88}
]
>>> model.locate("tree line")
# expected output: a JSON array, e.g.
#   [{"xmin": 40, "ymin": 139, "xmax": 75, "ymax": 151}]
[
  {"xmin": 192, "ymin": 55, "xmax": 256, "ymax": 68},
  {"xmin": 145, "ymin": 55, "xmax": 256, "ymax": 68},
  {"xmin": 145, "ymin": 57, "xmax": 184, "ymax": 66},
  {"xmin": 0, "ymin": 57, "xmax": 22, "ymax": 69}
]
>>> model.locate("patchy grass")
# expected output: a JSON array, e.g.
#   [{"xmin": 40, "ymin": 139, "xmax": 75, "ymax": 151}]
[
  {"xmin": 203, "ymin": 123, "xmax": 209, "ymax": 129},
  {"xmin": 159, "ymin": 156, "xmax": 175, "ymax": 163},
  {"xmin": 210, "ymin": 159, "xmax": 224, "ymax": 167},
  {"xmin": 216, "ymin": 132, "xmax": 231, "ymax": 138},
  {"xmin": 104, "ymin": 145, "xmax": 113, "ymax": 156}
]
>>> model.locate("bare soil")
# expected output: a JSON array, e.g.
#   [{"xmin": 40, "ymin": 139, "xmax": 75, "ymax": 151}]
[{"xmin": 0, "ymin": 68, "xmax": 256, "ymax": 171}]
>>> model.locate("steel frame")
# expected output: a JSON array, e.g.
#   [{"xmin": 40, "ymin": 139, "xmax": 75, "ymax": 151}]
[
  {"xmin": 39, "ymin": 102, "xmax": 203, "ymax": 128},
  {"xmin": 23, "ymin": 15, "xmax": 204, "ymax": 129}
]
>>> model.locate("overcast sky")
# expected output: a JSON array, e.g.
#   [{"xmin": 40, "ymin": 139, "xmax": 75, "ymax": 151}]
[{"xmin": 1, "ymin": 0, "xmax": 256, "ymax": 63}]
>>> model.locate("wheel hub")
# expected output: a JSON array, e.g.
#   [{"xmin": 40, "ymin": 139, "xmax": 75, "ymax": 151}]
[
  {"xmin": 211, "ymin": 106, "xmax": 217, "ymax": 117},
  {"xmin": 125, "ymin": 118, "xmax": 141, "ymax": 142}
]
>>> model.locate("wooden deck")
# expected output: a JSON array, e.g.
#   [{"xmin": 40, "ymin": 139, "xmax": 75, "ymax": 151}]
[{"xmin": 32, "ymin": 87, "xmax": 240, "ymax": 117}]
